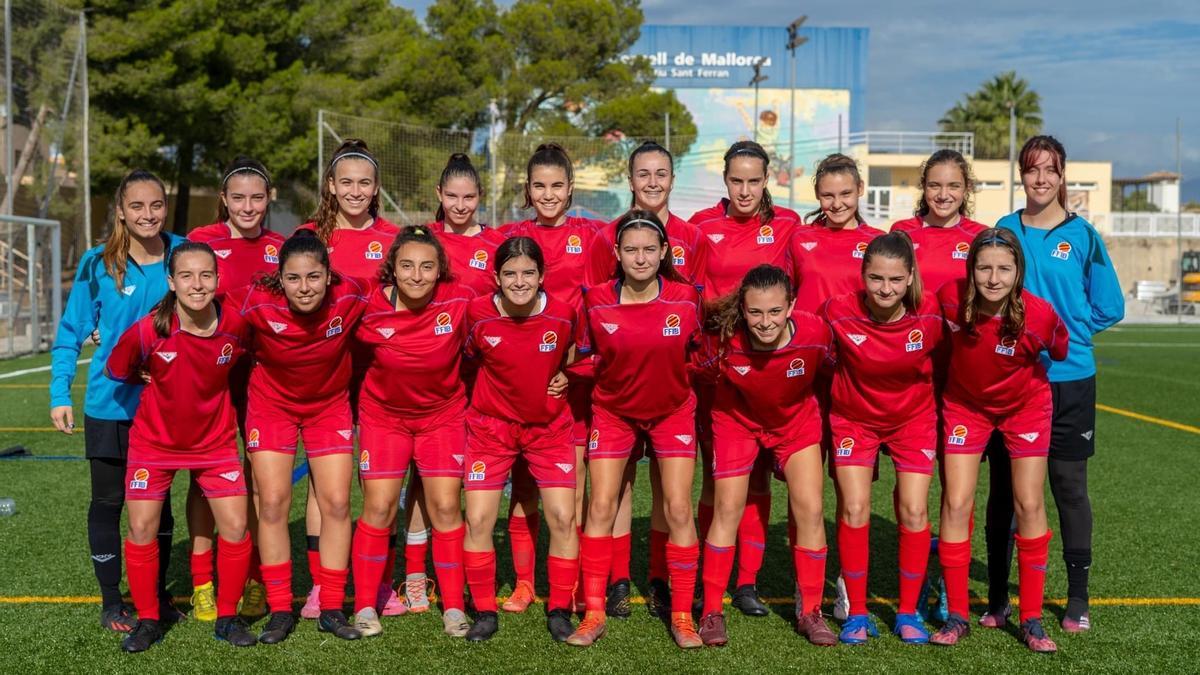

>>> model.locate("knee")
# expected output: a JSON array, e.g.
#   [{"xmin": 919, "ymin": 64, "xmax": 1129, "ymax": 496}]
[
  {"xmin": 128, "ymin": 514, "xmax": 158, "ymax": 543},
  {"xmin": 222, "ymin": 516, "xmax": 248, "ymax": 542},
  {"xmin": 257, "ymin": 491, "xmax": 291, "ymax": 523},
  {"xmin": 662, "ymin": 496, "xmax": 694, "ymax": 530},
  {"xmin": 428, "ymin": 497, "xmax": 462, "ymax": 527},
  {"xmin": 587, "ymin": 494, "xmax": 618, "ymax": 527},
  {"xmin": 361, "ymin": 496, "xmax": 397, "ymax": 528},
  {"xmin": 790, "ymin": 495, "xmax": 823, "ymax": 528},
  {"xmin": 897, "ymin": 502, "xmax": 928, "ymax": 530},
  {"xmin": 542, "ymin": 503, "xmax": 576, "ymax": 535},
  {"xmin": 712, "ymin": 492, "xmax": 744, "ymax": 524},
  {"xmin": 321, "ymin": 494, "xmax": 351, "ymax": 523},
  {"xmin": 941, "ymin": 493, "xmax": 974, "ymax": 525},
  {"xmin": 840, "ymin": 498, "xmax": 871, "ymax": 526},
  {"xmin": 1012, "ymin": 492, "xmax": 1045, "ymax": 521}
]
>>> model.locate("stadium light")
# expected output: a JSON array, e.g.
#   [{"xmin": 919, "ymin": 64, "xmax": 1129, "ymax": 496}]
[
  {"xmin": 750, "ymin": 58, "xmax": 768, "ymax": 141},
  {"xmin": 786, "ymin": 16, "xmax": 808, "ymax": 209}
]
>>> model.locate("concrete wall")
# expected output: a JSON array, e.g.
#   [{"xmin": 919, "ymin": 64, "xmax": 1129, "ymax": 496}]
[{"xmin": 1106, "ymin": 235, "xmax": 1200, "ymax": 289}]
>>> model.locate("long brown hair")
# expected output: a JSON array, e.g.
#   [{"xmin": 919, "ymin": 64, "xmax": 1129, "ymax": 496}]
[
  {"xmin": 705, "ymin": 264, "xmax": 793, "ymax": 342},
  {"xmin": 152, "ymin": 242, "xmax": 218, "ymax": 338},
  {"xmin": 378, "ymin": 225, "xmax": 451, "ymax": 286},
  {"xmin": 862, "ymin": 230, "xmax": 922, "ymax": 311},
  {"xmin": 963, "ymin": 228, "xmax": 1026, "ymax": 338},
  {"xmin": 916, "ymin": 149, "xmax": 975, "ymax": 218},
  {"xmin": 102, "ymin": 169, "xmax": 167, "ymax": 290},
  {"xmin": 1018, "ymin": 135, "xmax": 1068, "ymax": 210},
  {"xmin": 804, "ymin": 153, "xmax": 864, "ymax": 225},
  {"xmin": 312, "ymin": 139, "xmax": 380, "ymax": 243},
  {"xmin": 722, "ymin": 141, "xmax": 774, "ymax": 226},
  {"xmin": 523, "ymin": 143, "xmax": 574, "ymax": 210},
  {"xmin": 217, "ymin": 156, "xmax": 272, "ymax": 226}
]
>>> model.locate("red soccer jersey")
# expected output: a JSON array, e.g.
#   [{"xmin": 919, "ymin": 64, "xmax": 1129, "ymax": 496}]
[
  {"xmin": 822, "ymin": 291, "xmax": 945, "ymax": 424},
  {"xmin": 786, "ymin": 222, "xmax": 887, "ymax": 314},
  {"xmin": 106, "ymin": 307, "xmax": 250, "ymax": 465},
  {"xmin": 687, "ymin": 200, "xmax": 804, "ymax": 303},
  {"xmin": 581, "ymin": 278, "xmax": 702, "ymax": 420},
  {"xmin": 187, "ymin": 223, "xmax": 287, "ymax": 298},
  {"xmin": 354, "ymin": 281, "xmax": 475, "ymax": 416},
  {"xmin": 297, "ymin": 217, "xmax": 400, "ymax": 282},
  {"xmin": 594, "ymin": 212, "xmax": 704, "ymax": 283},
  {"xmin": 229, "ymin": 276, "xmax": 369, "ymax": 412},
  {"xmin": 432, "ymin": 223, "xmax": 507, "ymax": 296},
  {"xmin": 465, "ymin": 293, "xmax": 576, "ymax": 424},
  {"xmin": 890, "ymin": 217, "xmax": 988, "ymax": 295},
  {"xmin": 938, "ymin": 281, "xmax": 1069, "ymax": 415},
  {"xmin": 699, "ymin": 310, "xmax": 833, "ymax": 432},
  {"xmin": 500, "ymin": 216, "xmax": 611, "ymax": 310}
]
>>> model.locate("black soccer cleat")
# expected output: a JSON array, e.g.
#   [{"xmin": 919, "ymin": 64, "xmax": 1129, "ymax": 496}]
[
  {"xmin": 731, "ymin": 584, "xmax": 770, "ymax": 617},
  {"xmin": 606, "ymin": 579, "xmax": 632, "ymax": 619},
  {"xmin": 546, "ymin": 607, "xmax": 574, "ymax": 642},
  {"xmin": 215, "ymin": 616, "xmax": 258, "ymax": 647},
  {"xmin": 646, "ymin": 578, "xmax": 670, "ymax": 619},
  {"xmin": 466, "ymin": 611, "xmax": 499, "ymax": 642},
  {"xmin": 258, "ymin": 611, "xmax": 296, "ymax": 644},
  {"xmin": 121, "ymin": 619, "xmax": 163, "ymax": 653},
  {"xmin": 100, "ymin": 603, "xmax": 136, "ymax": 633},
  {"xmin": 318, "ymin": 609, "xmax": 362, "ymax": 640}
]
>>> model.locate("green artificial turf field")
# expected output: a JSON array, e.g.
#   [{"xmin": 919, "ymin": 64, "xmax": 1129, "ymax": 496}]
[{"xmin": 0, "ymin": 325, "xmax": 1198, "ymax": 672}]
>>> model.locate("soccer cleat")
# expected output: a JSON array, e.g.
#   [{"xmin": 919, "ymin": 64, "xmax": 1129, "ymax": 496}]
[
  {"xmin": 100, "ymin": 603, "xmax": 136, "ymax": 633},
  {"xmin": 669, "ymin": 612, "xmax": 703, "ymax": 649},
  {"xmin": 442, "ymin": 608, "xmax": 470, "ymax": 638},
  {"xmin": 239, "ymin": 579, "xmax": 267, "ymax": 618},
  {"xmin": 833, "ymin": 575, "xmax": 850, "ymax": 622},
  {"xmin": 930, "ymin": 615, "xmax": 971, "ymax": 646},
  {"xmin": 1061, "ymin": 612, "xmax": 1091, "ymax": 633},
  {"xmin": 354, "ymin": 607, "xmax": 383, "ymax": 637},
  {"xmin": 893, "ymin": 612, "xmax": 931, "ymax": 644},
  {"xmin": 565, "ymin": 611, "xmax": 607, "ymax": 647},
  {"xmin": 318, "ymin": 609, "xmax": 362, "ymax": 640},
  {"xmin": 377, "ymin": 584, "xmax": 408, "ymax": 617},
  {"xmin": 466, "ymin": 611, "xmax": 499, "ymax": 642},
  {"xmin": 546, "ymin": 608, "xmax": 574, "ymax": 642},
  {"xmin": 730, "ymin": 584, "xmax": 769, "ymax": 617},
  {"xmin": 159, "ymin": 598, "xmax": 188, "ymax": 625},
  {"xmin": 1020, "ymin": 618, "xmax": 1058, "ymax": 653},
  {"xmin": 502, "ymin": 580, "xmax": 536, "ymax": 613},
  {"xmin": 839, "ymin": 614, "xmax": 879, "ymax": 645},
  {"xmin": 605, "ymin": 579, "xmax": 632, "ymax": 619},
  {"xmin": 978, "ymin": 603, "xmax": 1011, "ymax": 628},
  {"xmin": 214, "ymin": 616, "xmax": 257, "ymax": 647},
  {"xmin": 121, "ymin": 619, "xmax": 163, "ymax": 653},
  {"xmin": 698, "ymin": 612, "xmax": 729, "ymax": 647},
  {"xmin": 300, "ymin": 585, "xmax": 321, "ymax": 619},
  {"xmin": 646, "ymin": 578, "xmax": 670, "ymax": 619},
  {"xmin": 190, "ymin": 581, "xmax": 218, "ymax": 622},
  {"xmin": 257, "ymin": 611, "xmax": 296, "ymax": 644},
  {"xmin": 405, "ymin": 574, "xmax": 433, "ymax": 613},
  {"xmin": 795, "ymin": 610, "xmax": 837, "ymax": 646}
]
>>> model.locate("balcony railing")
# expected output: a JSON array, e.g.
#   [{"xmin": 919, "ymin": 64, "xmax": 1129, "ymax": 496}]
[
  {"xmin": 847, "ymin": 131, "xmax": 974, "ymax": 157},
  {"xmin": 1110, "ymin": 212, "xmax": 1200, "ymax": 237}
]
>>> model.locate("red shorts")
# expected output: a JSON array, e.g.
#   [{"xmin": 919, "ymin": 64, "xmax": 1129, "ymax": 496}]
[
  {"xmin": 464, "ymin": 407, "xmax": 575, "ymax": 491},
  {"xmin": 588, "ymin": 394, "xmax": 697, "ymax": 461},
  {"xmin": 358, "ymin": 397, "xmax": 467, "ymax": 480},
  {"xmin": 245, "ymin": 395, "xmax": 355, "ymax": 457},
  {"xmin": 567, "ymin": 382, "xmax": 592, "ymax": 447},
  {"xmin": 828, "ymin": 411, "xmax": 937, "ymax": 475},
  {"xmin": 125, "ymin": 460, "xmax": 246, "ymax": 501},
  {"xmin": 711, "ymin": 410, "xmax": 822, "ymax": 479},
  {"xmin": 942, "ymin": 395, "xmax": 1051, "ymax": 459}
]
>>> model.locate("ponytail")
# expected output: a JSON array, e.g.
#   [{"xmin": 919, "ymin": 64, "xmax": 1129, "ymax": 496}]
[
  {"xmin": 435, "ymin": 153, "xmax": 482, "ymax": 222},
  {"xmin": 722, "ymin": 141, "xmax": 774, "ymax": 226},
  {"xmin": 862, "ymin": 231, "xmax": 922, "ymax": 311},
  {"xmin": 805, "ymin": 153, "xmax": 864, "ymax": 226},
  {"xmin": 103, "ymin": 169, "xmax": 167, "ymax": 290},
  {"xmin": 152, "ymin": 242, "xmax": 217, "ymax": 338}
]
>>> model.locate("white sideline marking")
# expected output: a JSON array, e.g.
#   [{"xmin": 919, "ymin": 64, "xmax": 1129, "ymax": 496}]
[{"xmin": 0, "ymin": 358, "xmax": 91, "ymax": 380}]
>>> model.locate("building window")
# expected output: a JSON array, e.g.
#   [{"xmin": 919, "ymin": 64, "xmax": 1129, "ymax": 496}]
[
  {"xmin": 977, "ymin": 181, "xmax": 1004, "ymax": 190},
  {"xmin": 1066, "ymin": 182, "xmax": 1097, "ymax": 191}
]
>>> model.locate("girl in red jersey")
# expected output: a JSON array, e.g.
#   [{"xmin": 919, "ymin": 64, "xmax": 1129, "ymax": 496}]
[
  {"xmin": 822, "ymin": 231, "xmax": 943, "ymax": 645},
  {"xmin": 461, "ymin": 237, "xmax": 581, "ymax": 643},
  {"xmin": 227, "ymin": 230, "xmax": 370, "ymax": 643},
  {"xmin": 694, "ymin": 264, "xmax": 838, "ymax": 647},
  {"xmin": 788, "ymin": 154, "xmax": 887, "ymax": 314},
  {"xmin": 889, "ymin": 150, "xmax": 987, "ymax": 293},
  {"xmin": 349, "ymin": 226, "xmax": 477, "ymax": 639},
  {"xmin": 931, "ymin": 228, "xmax": 1067, "ymax": 652},
  {"xmin": 432, "ymin": 153, "xmax": 507, "ymax": 295},
  {"xmin": 688, "ymin": 141, "xmax": 804, "ymax": 617},
  {"xmin": 567, "ymin": 211, "xmax": 704, "ymax": 650},
  {"xmin": 106, "ymin": 243, "xmax": 256, "ymax": 652},
  {"xmin": 185, "ymin": 156, "xmax": 284, "ymax": 621}
]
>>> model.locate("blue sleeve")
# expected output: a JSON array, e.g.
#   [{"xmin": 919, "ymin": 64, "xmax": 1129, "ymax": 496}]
[
  {"xmin": 49, "ymin": 251, "xmax": 101, "ymax": 408},
  {"xmin": 1085, "ymin": 232, "xmax": 1124, "ymax": 334}
]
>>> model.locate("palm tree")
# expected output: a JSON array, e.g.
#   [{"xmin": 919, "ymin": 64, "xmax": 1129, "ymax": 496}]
[{"xmin": 939, "ymin": 72, "xmax": 1043, "ymax": 159}]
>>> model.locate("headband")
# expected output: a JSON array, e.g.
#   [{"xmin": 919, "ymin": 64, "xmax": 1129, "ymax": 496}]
[
  {"xmin": 977, "ymin": 233, "xmax": 1013, "ymax": 247},
  {"xmin": 333, "ymin": 151, "xmax": 379, "ymax": 168},
  {"xmin": 616, "ymin": 217, "xmax": 667, "ymax": 241},
  {"xmin": 222, "ymin": 166, "xmax": 270, "ymax": 187}
]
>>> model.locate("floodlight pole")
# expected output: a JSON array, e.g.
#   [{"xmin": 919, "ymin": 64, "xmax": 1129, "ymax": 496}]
[
  {"xmin": 1007, "ymin": 101, "xmax": 1016, "ymax": 212},
  {"xmin": 786, "ymin": 16, "xmax": 807, "ymax": 210},
  {"xmin": 749, "ymin": 58, "xmax": 767, "ymax": 142}
]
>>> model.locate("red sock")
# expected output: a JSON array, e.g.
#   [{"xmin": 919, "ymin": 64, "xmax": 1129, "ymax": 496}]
[
  {"xmin": 508, "ymin": 511, "xmax": 538, "ymax": 586},
  {"xmin": 572, "ymin": 526, "xmax": 586, "ymax": 608},
  {"xmin": 125, "ymin": 539, "xmax": 160, "ymax": 621},
  {"xmin": 939, "ymin": 538, "xmax": 972, "ymax": 620},
  {"xmin": 580, "ymin": 534, "xmax": 612, "ymax": 614},
  {"xmin": 382, "ymin": 533, "xmax": 397, "ymax": 588},
  {"xmin": 736, "ymin": 494, "xmax": 770, "ymax": 587},
  {"xmin": 793, "ymin": 546, "xmax": 827, "ymax": 615},
  {"xmin": 260, "ymin": 560, "xmax": 293, "ymax": 614},
  {"xmin": 249, "ymin": 546, "xmax": 263, "ymax": 583},
  {"xmin": 465, "ymin": 549, "xmax": 499, "ymax": 613},
  {"xmin": 666, "ymin": 541, "xmax": 699, "ymax": 614},
  {"xmin": 698, "ymin": 502, "xmax": 714, "ymax": 543},
  {"xmin": 898, "ymin": 524, "xmax": 931, "ymax": 614},
  {"xmin": 216, "ymin": 534, "xmax": 253, "ymax": 617},
  {"xmin": 837, "ymin": 520, "xmax": 870, "ymax": 616},
  {"xmin": 701, "ymin": 541, "xmax": 734, "ymax": 616},
  {"xmin": 352, "ymin": 520, "xmax": 390, "ymax": 612},
  {"xmin": 547, "ymin": 555, "xmax": 579, "ymax": 611},
  {"xmin": 405, "ymin": 531, "xmax": 429, "ymax": 577},
  {"xmin": 609, "ymin": 533, "xmax": 632, "ymax": 583},
  {"xmin": 319, "ymin": 567, "xmax": 349, "ymax": 611},
  {"xmin": 432, "ymin": 525, "xmax": 466, "ymax": 611},
  {"xmin": 306, "ymin": 548, "xmax": 321, "ymax": 586},
  {"xmin": 1016, "ymin": 530, "xmax": 1052, "ymax": 622},
  {"xmin": 648, "ymin": 528, "xmax": 669, "ymax": 582},
  {"xmin": 190, "ymin": 548, "xmax": 214, "ymax": 587}
]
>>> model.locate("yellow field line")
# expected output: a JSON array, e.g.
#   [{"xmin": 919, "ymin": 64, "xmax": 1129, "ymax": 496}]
[{"xmin": 1096, "ymin": 403, "xmax": 1200, "ymax": 435}]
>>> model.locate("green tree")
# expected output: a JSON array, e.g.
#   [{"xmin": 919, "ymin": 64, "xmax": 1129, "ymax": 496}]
[
  {"xmin": 939, "ymin": 71, "xmax": 1042, "ymax": 160},
  {"xmin": 1113, "ymin": 188, "xmax": 1160, "ymax": 212}
]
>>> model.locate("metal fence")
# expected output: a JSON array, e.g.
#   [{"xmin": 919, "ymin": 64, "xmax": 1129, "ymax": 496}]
[
  {"xmin": 0, "ymin": 213, "xmax": 61, "ymax": 356},
  {"xmin": 1110, "ymin": 212, "xmax": 1200, "ymax": 237}
]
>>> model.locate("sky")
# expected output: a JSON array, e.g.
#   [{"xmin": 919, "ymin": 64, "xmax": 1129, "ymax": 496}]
[{"xmin": 400, "ymin": 0, "xmax": 1200, "ymax": 199}]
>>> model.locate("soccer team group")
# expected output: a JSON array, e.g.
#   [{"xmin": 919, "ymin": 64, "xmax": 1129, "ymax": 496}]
[{"xmin": 48, "ymin": 132, "xmax": 1123, "ymax": 655}]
